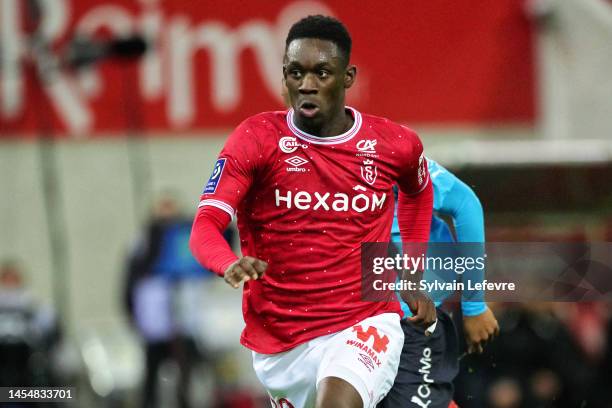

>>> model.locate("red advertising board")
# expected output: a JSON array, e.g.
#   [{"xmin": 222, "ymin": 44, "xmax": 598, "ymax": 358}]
[{"xmin": 0, "ymin": 0, "xmax": 535, "ymax": 137}]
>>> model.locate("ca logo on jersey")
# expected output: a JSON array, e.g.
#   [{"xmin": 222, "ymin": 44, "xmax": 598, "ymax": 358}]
[
  {"xmin": 356, "ymin": 139, "xmax": 377, "ymax": 154},
  {"xmin": 203, "ymin": 158, "xmax": 226, "ymax": 194}
]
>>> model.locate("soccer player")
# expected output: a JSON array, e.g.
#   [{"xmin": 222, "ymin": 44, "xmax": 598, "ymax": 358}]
[
  {"xmin": 190, "ymin": 15, "xmax": 436, "ymax": 408},
  {"xmin": 378, "ymin": 159, "xmax": 499, "ymax": 408}
]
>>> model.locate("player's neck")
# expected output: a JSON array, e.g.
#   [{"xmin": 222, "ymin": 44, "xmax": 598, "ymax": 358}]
[{"xmin": 294, "ymin": 107, "xmax": 354, "ymax": 138}]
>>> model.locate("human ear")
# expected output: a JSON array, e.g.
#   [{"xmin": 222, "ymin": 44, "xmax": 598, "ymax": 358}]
[{"xmin": 344, "ymin": 65, "xmax": 356, "ymax": 89}]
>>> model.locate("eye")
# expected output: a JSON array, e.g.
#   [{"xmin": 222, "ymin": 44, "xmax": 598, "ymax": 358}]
[
  {"xmin": 318, "ymin": 70, "xmax": 330, "ymax": 79},
  {"xmin": 289, "ymin": 69, "xmax": 302, "ymax": 79}
]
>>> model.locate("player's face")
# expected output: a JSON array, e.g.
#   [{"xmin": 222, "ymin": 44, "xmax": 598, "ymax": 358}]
[{"xmin": 283, "ymin": 38, "xmax": 355, "ymax": 132}]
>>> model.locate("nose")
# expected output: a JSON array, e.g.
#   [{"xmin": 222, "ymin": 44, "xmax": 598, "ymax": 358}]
[{"xmin": 299, "ymin": 73, "xmax": 318, "ymax": 94}]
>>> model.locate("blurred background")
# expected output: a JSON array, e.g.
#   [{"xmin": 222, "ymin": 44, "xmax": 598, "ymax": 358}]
[{"xmin": 1, "ymin": 0, "xmax": 612, "ymax": 407}]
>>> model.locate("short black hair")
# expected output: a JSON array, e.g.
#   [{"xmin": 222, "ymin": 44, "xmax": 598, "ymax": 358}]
[{"xmin": 285, "ymin": 15, "xmax": 352, "ymax": 65}]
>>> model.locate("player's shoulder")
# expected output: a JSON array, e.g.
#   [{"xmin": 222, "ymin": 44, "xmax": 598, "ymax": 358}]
[
  {"xmin": 426, "ymin": 158, "xmax": 444, "ymax": 174},
  {"xmin": 426, "ymin": 158, "xmax": 453, "ymax": 185},
  {"xmin": 359, "ymin": 111, "xmax": 422, "ymax": 161},
  {"xmin": 229, "ymin": 110, "xmax": 289, "ymax": 148},
  {"xmin": 360, "ymin": 111, "xmax": 420, "ymax": 141},
  {"xmin": 426, "ymin": 160, "xmax": 475, "ymax": 205},
  {"xmin": 239, "ymin": 110, "xmax": 288, "ymax": 131}
]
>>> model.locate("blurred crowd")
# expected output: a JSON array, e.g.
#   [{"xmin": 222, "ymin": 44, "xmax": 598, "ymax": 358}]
[
  {"xmin": 0, "ymin": 259, "xmax": 64, "ymax": 407},
  {"xmin": 121, "ymin": 193, "xmax": 263, "ymax": 408},
  {"xmin": 454, "ymin": 302, "xmax": 612, "ymax": 408}
]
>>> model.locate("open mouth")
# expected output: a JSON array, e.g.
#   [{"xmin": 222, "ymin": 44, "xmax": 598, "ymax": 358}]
[{"xmin": 298, "ymin": 101, "xmax": 320, "ymax": 118}]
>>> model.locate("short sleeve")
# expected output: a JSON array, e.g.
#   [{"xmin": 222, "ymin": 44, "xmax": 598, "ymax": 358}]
[
  {"xmin": 396, "ymin": 126, "xmax": 430, "ymax": 195},
  {"xmin": 198, "ymin": 120, "xmax": 262, "ymax": 218}
]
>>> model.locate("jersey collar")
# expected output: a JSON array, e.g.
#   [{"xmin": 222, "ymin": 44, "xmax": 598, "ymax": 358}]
[{"xmin": 286, "ymin": 106, "xmax": 362, "ymax": 145}]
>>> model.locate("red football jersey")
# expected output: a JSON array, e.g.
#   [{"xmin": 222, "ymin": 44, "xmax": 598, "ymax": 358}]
[{"xmin": 199, "ymin": 107, "xmax": 430, "ymax": 353}]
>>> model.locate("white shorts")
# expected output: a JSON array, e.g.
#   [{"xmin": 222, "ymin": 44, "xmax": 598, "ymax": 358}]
[{"xmin": 252, "ymin": 313, "xmax": 404, "ymax": 408}]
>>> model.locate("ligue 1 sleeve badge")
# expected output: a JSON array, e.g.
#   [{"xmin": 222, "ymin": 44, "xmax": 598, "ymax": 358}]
[{"xmin": 203, "ymin": 158, "xmax": 226, "ymax": 194}]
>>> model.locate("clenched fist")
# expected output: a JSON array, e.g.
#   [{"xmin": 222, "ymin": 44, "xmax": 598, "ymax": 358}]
[
  {"xmin": 224, "ymin": 256, "xmax": 268, "ymax": 288},
  {"xmin": 463, "ymin": 307, "xmax": 499, "ymax": 354},
  {"xmin": 401, "ymin": 289, "xmax": 437, "ymax": 333}
]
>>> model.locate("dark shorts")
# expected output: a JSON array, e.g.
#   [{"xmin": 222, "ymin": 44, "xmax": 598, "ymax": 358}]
[{"xmin": 378, "ymin": 308, "xmax": 459, "ymax": 408}]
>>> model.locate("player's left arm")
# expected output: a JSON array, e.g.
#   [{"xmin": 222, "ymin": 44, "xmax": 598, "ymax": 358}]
[
  {"xmin": 396, "ymin": 129, "xmax": 436, "ymax": 329},
  {"xmin": 434, "ymin": 163, "xmax": 499, "ymax": 353}
]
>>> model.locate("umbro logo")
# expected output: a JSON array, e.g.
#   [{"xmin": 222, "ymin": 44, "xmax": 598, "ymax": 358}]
[
  {"xmin": 358, "ymin": 353, "xmax": 375, "ymax": 372},
  {"xmin": 285, "ymin": 156, "xmax": 308, "ymax": 167},
  {"xmin": 285, "ymin": 156, "xmax": 308, "ymax": 173}
]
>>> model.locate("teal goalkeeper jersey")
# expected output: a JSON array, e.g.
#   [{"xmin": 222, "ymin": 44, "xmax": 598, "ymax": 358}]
[{"xmin": 391, "ymin": 158, "xmax": 487, "ymax": 317}]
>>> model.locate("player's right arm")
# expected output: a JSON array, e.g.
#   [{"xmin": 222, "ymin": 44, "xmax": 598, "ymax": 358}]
[
  {"xmin": 189, "ymin": 119, "xmax": 268, "ymax": 288},
  {"xmin": 395, "ymin": 127, "xmax": 436, "ymax": 329}
]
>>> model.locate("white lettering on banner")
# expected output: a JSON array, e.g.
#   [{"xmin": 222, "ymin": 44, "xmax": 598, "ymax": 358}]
[
  {"xmin": 1, "ymin": 0, "xmax": 25, "ymax": 118},
  {"xmin": 1, "ymin": 0, "xmax": 92, "ymax": 134},
  {"xmin": 0, "ymin": 0, "xmax": 333, "ymax": 134},
  {"xmin": 275, "ymin": 189, "xmax": 386, "ymax": 212}
]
